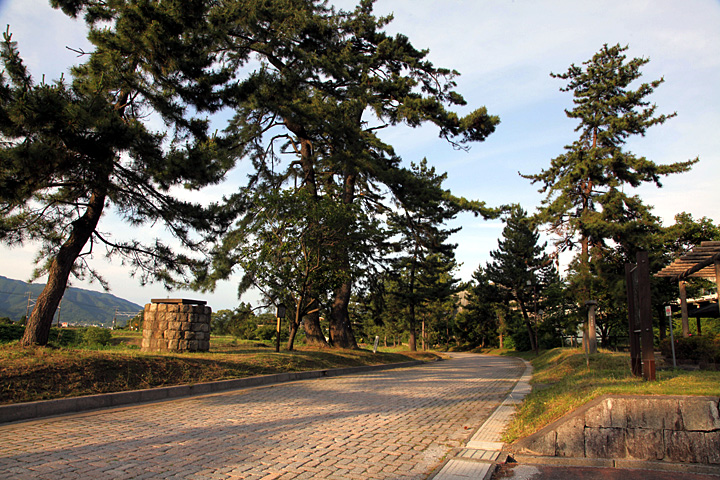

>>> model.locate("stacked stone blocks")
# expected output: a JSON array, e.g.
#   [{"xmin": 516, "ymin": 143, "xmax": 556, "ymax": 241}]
[
  {"xmin": 512, "ymin": 395, "xmax": 720, "ymax": 465},
  {"xmin": 141, "ymin": 299, "xmax": 212, "ymax": 352}
]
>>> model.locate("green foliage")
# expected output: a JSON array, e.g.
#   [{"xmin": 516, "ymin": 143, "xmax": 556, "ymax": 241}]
[
  {"xmin": 125, "ymin": 312, "xmax": 143, "ymax": 331},
  {"xmin": 83, "ymin": 327, "xmax": 113, "ymax": 347},
  {"xmin": 49, "ymin": 328, "xmax": 84, "ymax": 347},
  {"xmin": 653, "ymin": 213, "xmax": 720, "ymax": 308},
  {"xmin": 197, "ymin": 0, "xmax": 499, "ymax": 348},
  {"xmin": 454, "ymin": 267, "xmax": 501, "ymax": 348}
]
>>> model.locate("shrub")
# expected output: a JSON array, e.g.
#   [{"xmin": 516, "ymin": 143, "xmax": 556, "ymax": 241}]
[
  {"xmin": 660, "ymin": 334, "xmax": 720, "ymax": 364},
  {"xmin": 0, "ymin": 324, "xmax": 25, "ymax": 343},
  {"xmin": 49, "ymin": 328, "xmax": 84, "ymax": 347},
  {"xmin": 83, "ymin": 327, "xmax": 113, "ymax": 347}
]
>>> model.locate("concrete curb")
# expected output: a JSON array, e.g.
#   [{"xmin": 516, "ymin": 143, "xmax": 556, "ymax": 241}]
[
  {"xmin": 431, "ymin": 357, "xmax": 534, "ymax": 480},
  {"xmin": 0, "ymin": 360, "xmax": 425, "ymax": 424},
  {"xmin": 508, "ymin": 454, "xmax": 720, "ymax": 476}
]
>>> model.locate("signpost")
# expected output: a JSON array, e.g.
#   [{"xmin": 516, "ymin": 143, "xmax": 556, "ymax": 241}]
[
  {"xmin": 275, "ymin": 304, "xmax": 286, "ymax": 353},
  {"xmin": 665, "ymin": 305, "xmax": 677, "ymax": 368}
]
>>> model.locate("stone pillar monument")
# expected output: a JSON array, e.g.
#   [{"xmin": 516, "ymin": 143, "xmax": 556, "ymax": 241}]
[{"xmin": 141, "ymin": 299, "xmax": 212, "ymax": 352}]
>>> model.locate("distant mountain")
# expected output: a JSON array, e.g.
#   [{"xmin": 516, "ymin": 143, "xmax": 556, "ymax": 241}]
[{"xmin": 0, "ymin": 276, "xmax": 143, "ymax": 327}]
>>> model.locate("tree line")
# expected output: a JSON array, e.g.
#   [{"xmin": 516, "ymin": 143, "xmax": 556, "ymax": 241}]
[{"xmin": 1, "ymin": 2, "xmax": 708, "ymax": 351}]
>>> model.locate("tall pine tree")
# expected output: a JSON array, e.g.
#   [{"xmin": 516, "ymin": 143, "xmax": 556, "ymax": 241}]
[
  {"xmin": 1, "ymin": 1, "xmax": 233, "ymax": 346},
  {"xmin": 200, "ymin": 0, "xmax": 498, "ymax": 348},
  {"xmin": 522, "ymin": 44, "xmax": 697, "ymax": 301}
]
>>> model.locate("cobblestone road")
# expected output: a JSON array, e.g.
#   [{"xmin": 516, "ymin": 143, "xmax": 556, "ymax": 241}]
[{"xmin": 0, "ymin": 353, "xmax": 525, "ymax": 479}]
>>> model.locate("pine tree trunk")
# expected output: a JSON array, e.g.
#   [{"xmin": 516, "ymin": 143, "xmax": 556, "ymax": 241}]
[
  {"xmin": 329, "ymin": 278, "xmax": 357, "ymax": 349},
  {"xmin": 518, "ymin": 299, "xmax": 537, "ymax": 354},
  {"xmin": 407, "ymin": 302, "xmax": 417, "ymax": 352},
  {"xmin": 302, "ymin": 309, "xmax": 329, "ymax": 347},
  {"xmin": 328, "ymin": 170, "xmax": 358, "ymax": 349},
  {"xmin": 21, "ymin": 188, "xmax": 106, "ymax": 346}
]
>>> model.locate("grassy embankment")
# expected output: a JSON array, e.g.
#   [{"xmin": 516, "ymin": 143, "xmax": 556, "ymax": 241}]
[
  {"xmin": 0, "ymin": 331, "xmax": 440, "ymax": 405},
  {"xmin": 500, "ymin": 347, "xmax": 720, "ymax": 444}
]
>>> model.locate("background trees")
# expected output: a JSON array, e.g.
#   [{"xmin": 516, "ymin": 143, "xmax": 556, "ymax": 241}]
[{"xmin": 6, "ymin": 2, "xmax": 709, "ymax": 353}]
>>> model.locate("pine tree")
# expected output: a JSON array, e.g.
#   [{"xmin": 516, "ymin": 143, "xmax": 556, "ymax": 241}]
[
  {"xmin": 1, "ymin": 1, "xmax": 232, "ymax": 346},
  {"xmin": 201, "ymin": 0, "xmax": 498, "ymax": 348},
  {"xmin": 486, "ymin": 207, "xmax": 551, "ymax": 354},
  {"xmin": 522, "ymin": 44, "xmax": 697, "ymax": 301},
  {"xmin": 455, "ymin": 267, "xmax": 502, "ymax": 349},
  {"xmin": 386, "ymin": 160, "xmax": 470, "ymax": 351}
]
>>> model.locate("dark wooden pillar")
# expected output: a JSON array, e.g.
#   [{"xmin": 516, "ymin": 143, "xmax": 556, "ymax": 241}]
[
  {"xmin": 637, "ymin": 252, "xmax": 656, "ymax": 381},
  {"xmin": 625, "ymin": 263, "xmax": 642, "ymax": 377},
  {"xmin": 715, "ymin": 259, "xmax": 720, "ymax": 317},
  {"xmin": 679, "ymin": 280, "xmax": 690, "ymax": 337}
]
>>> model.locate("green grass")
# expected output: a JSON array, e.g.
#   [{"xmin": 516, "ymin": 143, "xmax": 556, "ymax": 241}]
[
  {"xmin": 0, "ymin": 331, "xmax": 441, "ymax": 405},
  {"xmin": 501, "ymin": 347, "xmax": 720, "ymax": 443}
]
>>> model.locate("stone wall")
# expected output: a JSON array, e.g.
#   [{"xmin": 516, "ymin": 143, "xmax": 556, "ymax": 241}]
[
  {"xmin": 511, "ymin": 395, "xmax": 720, "ymax": 465},
  {"xmin": 141, "ymin": 300, "xmax": 212, "ymax": 352}
]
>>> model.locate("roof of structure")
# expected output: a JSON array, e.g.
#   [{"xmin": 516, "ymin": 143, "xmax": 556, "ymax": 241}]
[{"xmin": 655, "ymin": 241, "xmax": 720, "ymax": 280}]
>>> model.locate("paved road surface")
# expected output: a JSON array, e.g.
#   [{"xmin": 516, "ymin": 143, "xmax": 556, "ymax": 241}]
[{"xmin": 0, "ymin": 353, "xmax": 526, "ymax": 479}]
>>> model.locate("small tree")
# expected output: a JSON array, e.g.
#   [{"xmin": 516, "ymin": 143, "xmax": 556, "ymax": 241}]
[
  {"xmin": 486, "ymin": 206, "xmax": 552, "ymax": 354},
  {"xmin": 455, "ymin": 268, "xmax": 502, "ymax": 349}
]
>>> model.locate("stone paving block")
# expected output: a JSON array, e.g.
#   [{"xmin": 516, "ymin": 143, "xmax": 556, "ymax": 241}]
[
  {"xmin": 0, "ymin": 353, "xmax": 525, "ymax": 480},
  {"xmin": 435, "ymin": 458, "xmax": 492, "ymax": 479}
]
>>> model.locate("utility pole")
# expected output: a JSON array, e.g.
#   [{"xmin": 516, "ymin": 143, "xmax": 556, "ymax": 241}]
[
  {"xmin": 55, "ymin": 298, "xmax": 62, "ymax": 328},
  {"xmin": 25, "ymin": 292, "xmax": 33, "ymax": 322}
]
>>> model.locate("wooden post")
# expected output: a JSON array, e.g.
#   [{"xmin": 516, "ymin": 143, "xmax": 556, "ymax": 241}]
[
  {"xmin": 637, "ymin": 251, "xmax": 656, "ymax": 381},
  {"xmin": 625, "ymin": 263, "xmax": 642, "ymax": 376},
  {"xmin": 679, "ymin": 280, "xmax": 690, "ymax": 337}
]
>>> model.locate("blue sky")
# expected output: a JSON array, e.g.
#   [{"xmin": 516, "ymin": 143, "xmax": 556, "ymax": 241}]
[{"xmin": 1, "ymin": 0, "xmax": 718, "ymax": 311}]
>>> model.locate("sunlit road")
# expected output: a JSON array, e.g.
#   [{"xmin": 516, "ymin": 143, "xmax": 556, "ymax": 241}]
[{"xmin": 0, "ymin": 353, "xmax": 525, "ymax": 479}]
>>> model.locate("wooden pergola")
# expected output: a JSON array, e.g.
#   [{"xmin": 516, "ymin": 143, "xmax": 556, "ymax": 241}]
[{"xmin": 655, "ymin": 241, "xmax": 720, "ymax": 336}]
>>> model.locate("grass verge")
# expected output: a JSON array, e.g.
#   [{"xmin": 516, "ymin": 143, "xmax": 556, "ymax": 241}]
[
  {"xmin": 501, "ymin": 347, "xmax": 720, "ymax": 444},
  {"xmin": 0, "ymin": 332, "xmax": 440, "ymax": 405}
]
